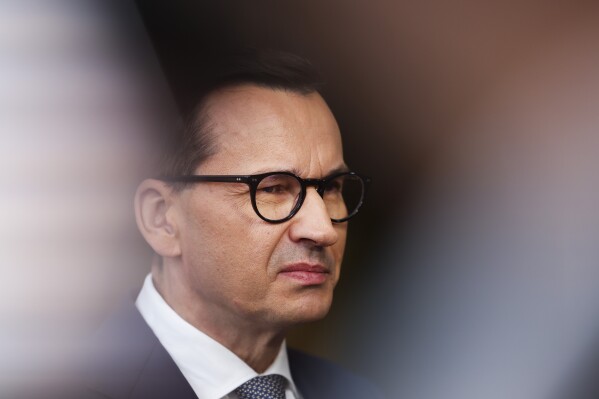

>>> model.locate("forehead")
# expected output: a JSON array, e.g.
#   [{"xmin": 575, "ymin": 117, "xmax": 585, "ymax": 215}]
[{"xmin": 197, "ymin": 84, "xmax": 345, "ymax": 176}]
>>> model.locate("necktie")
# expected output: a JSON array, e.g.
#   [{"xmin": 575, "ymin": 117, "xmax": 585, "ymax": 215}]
[{"xmin": 235, "ymin": 374, "xmax": 287, "ymax": 399}]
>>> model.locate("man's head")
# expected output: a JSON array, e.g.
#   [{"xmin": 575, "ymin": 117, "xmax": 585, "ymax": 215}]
[{"xmin": 135, "ymin": 51, "xmax": 355, "ymax": 333}]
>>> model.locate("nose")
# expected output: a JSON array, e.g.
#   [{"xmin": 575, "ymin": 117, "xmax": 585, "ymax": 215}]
[{"xmin": 288, "ymin": 187, "xmax": 339, "ymax": 247}]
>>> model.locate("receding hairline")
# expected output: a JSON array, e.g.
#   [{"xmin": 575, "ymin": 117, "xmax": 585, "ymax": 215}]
[
  {"xmin": 190, "ymin": 82, "xmax": 327, "ymax": 164},
  {"xmin": 161, "ymin": 49, "xmax": 328, "ymax": 178},
  {"xmin": 196, "ymin": 81, "xmax": 325, "ymax": 120}
]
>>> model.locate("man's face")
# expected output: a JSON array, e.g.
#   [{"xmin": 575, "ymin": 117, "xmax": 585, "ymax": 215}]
[{"xmin": 171, "ymin": 84, "xmax": 347, "ymax": 329}]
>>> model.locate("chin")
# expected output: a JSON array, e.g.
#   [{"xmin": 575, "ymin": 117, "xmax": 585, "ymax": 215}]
[{"xmin": 283, "ymin": 292, "xmax": 334, "ymax": 324}]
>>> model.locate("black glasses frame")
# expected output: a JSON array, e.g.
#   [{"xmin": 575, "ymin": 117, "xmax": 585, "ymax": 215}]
[{"xmin": 160, "ymin": 171, "xmax": 371, "ymax": 224}]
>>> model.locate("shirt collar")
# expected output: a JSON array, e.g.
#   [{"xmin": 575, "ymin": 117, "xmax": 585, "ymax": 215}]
[{"xmin": 136, "ymin": 274, "xmax": 300, "ymax": 399}]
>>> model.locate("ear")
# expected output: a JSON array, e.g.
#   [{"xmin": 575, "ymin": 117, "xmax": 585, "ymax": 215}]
[{"xmin": 134, "ymin": 179, "xmax": 181, "ymax": 258}]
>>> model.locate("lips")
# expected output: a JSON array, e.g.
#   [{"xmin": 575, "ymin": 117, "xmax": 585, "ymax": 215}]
[{"xmin": 278, "ymin": 263, "xmax": 330, "ymax": 285}]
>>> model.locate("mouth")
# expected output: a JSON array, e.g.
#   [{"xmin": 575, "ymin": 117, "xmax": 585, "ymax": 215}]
[{"xmin": 278, "ymin": 263, "xmax": 330, "ymax": 286}]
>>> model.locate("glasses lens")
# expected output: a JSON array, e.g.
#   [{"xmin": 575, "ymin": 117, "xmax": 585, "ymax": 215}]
[
  {"xmin": 323, "ymin": 174, "xmax": 365, "ymax": 221},
  {"xmin": 255, "ymin": 173, "xmax": 302, "ymax": 221}
]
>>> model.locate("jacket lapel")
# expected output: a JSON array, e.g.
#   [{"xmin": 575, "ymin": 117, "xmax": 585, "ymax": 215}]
[{"xmin": 288, "ymin": 349, "xmax": 319, "ymax": 399}]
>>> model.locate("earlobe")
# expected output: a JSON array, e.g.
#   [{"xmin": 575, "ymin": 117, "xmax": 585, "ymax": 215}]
[{"xmin": 134, "ymin": 179, "xmax": 181, "ymax": 257}]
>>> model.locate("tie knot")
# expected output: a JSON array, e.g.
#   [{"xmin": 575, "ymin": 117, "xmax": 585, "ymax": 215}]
[{"xmin": 235, "ymin": 374, "xmax": 287, "ymax": 399}]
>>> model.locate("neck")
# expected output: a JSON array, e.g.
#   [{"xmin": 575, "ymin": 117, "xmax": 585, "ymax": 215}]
[{"xmin": 151, "ymin": 260, "xmax": 286, "ymax": 373}]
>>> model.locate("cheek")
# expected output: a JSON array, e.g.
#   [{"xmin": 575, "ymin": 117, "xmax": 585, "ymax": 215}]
[
  {"xmin": 186, "ymin": 213, "xmax": 286, "ymax": 287},
  {"xmin": 221, "ymin": 226, "xmax": 290, "ymax": 310}
]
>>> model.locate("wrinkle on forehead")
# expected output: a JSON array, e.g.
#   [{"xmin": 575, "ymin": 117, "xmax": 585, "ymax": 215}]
[{"xmin": 197, "ymin": 84, "xmax": 344, "ymax": 177}]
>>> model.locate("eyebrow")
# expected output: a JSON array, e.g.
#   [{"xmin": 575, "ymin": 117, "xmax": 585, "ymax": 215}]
[
  {"xmin": 250, "ymin": 164, "xmax": 350, "ymax": 178},
  {"xmin": 325, "ymin": 165, "xmax": 350, "ymax": 176}
]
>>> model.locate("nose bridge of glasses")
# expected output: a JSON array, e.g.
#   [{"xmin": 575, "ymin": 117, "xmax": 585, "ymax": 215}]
[{"xmin": 303, "ymin": 178, "xmax": 326, "ymax": 197}]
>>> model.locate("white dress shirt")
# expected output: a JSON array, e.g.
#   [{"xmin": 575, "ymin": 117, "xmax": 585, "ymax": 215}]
[{"xmin": 136, "ymin": 274, "xmax": 301, "ymax": 399}]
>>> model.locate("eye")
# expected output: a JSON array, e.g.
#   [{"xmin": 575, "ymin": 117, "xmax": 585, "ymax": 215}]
[
  {"xmin": 325, "ymin": 179, "xmax": 343, "ymax": 193},
  {"xmin": 259, "ymin": 184, "xmax": 286, "ymax": 194},
  {"xmin": 256, "ymin": 174, "xmax": 300, "ymax": 198}
]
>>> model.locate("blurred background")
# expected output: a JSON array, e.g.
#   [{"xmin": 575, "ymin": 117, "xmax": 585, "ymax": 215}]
[{"xmin": 3, "ymin": 0, "xmax": 599, "ymax": 398}]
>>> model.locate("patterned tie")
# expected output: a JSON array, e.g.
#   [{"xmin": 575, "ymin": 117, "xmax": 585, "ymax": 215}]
[{"xmin": 235, "ymin": 374, "xmax": 287, "ymax": 399}]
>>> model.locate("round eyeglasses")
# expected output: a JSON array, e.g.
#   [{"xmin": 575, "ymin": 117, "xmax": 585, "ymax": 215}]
[{"xmin": 161, "ymin": 171, "xmax": 371, "ymax": 224}]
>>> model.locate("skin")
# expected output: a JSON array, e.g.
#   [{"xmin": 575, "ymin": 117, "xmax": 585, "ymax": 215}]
[{"xmin": 135, "ymin": 84, "xmax": 348, "ymax": 372}]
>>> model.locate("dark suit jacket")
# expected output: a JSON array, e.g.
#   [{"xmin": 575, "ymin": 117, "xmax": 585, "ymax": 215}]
[{"xmin": 74, "ymin": 304, "xmax": 384, "ymax": 399}]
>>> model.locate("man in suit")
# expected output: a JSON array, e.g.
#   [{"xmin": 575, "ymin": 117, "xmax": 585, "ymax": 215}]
[{"xmin": 83, "ymin": 51, "xmax": 381, "ymax": 399}]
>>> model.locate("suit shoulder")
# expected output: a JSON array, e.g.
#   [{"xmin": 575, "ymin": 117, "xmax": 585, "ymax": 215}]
[
  {"xmin": 287, "ymin": 348, "xmax": 385, "ymax": 399},
  {"xmin": 69, "ymin": 303, "xmax": 195, "ymax": 399}
]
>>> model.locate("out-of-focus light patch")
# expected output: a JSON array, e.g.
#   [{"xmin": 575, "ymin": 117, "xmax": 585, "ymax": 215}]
[
  {"xmin": 0, "ymin": 0, "xmax": 174, "ymax": 392},
  {"xmin": 358, "ymin": 8, "xmax": 599, "ymax": 399}
]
